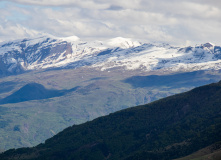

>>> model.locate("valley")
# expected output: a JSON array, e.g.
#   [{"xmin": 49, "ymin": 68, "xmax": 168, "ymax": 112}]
[{"xmin": 0, "ymin": 79, "xmax": 220, "ymax": 160}]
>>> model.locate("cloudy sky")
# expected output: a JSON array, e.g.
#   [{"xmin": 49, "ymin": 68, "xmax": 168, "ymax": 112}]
[{"xmin": 0, "ymin": 0, "xmax": 220, "ymax": 46}]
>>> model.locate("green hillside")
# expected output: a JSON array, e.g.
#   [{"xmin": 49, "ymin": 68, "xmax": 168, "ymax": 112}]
[
  {"xmin": 1, "ymin": 68, "xmax": 219, "ymax": 151},
  {"xmin": 0, "ymin": 80, "xmax": 220, "ymax": 160}
]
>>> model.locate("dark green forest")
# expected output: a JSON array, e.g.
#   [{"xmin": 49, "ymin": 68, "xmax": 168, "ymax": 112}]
[{"xmin": 0, "ymin": 81, "xmax": 221, "ymax": 160}]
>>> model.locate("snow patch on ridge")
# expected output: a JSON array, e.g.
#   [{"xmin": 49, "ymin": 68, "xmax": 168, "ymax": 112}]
[
  {"xmin": 106, "ymin": 37, "xmax": 141, "ymax": 49},
  {"xmin": 0, "ymin": 36, "xmax": 221, "ymax": 75},
  {"xmin": 59, "ymin": 36, "xmax": 80, "ymax": 42}
]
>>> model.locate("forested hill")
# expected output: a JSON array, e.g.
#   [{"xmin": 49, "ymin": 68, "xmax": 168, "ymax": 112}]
[{"xmin": 1, "ymin": 81, "xmax": 221, "ymax": 160}]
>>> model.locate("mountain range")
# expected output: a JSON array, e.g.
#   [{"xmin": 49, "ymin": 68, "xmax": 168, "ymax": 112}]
[
  {"xmin": 0, "ymin": 36, "xmax": 221, "ymax": 76},
  {"xmin": 0, "ymin": 80, "xmax": 220, "ymax": 160},
  {"xmin": 0, "ymin": 36, "xmax": 221, "ymax": 151}
]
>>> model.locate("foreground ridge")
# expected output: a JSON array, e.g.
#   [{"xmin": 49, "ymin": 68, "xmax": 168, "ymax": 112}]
[{"xmin": 1, "ymin": 80, "xmax": 221, "ymax": 160}]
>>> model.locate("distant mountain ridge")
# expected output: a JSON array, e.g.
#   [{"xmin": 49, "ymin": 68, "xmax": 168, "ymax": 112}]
[
  {"xmin": 1, "ymin": 81, "xmax": 220, "ymax": 160},
  {"xmin": 0, "ymin": 36, "xmax": 221, "ymax": 76}
]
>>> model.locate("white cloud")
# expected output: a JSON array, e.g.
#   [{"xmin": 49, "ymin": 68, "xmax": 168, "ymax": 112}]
[
  {"xmin": 175, "ymin": 1, "xmax": 221, "ymax": 19},
  {"xmin": 0, "ymin": 22, "xmax": 41, "ymax": 42},
  {"xmin": 0, "ymin": 0, "xmax": 220, "ymax": 45}
]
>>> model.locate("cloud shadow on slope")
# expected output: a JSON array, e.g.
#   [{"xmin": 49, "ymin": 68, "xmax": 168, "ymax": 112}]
[
  {"xmin": 123, "ymin": 70, "xmax": 220, "ymax": 89},
  {"xmin": 0, "ymin": 83, "xmax": 79, "ymax": 105}
]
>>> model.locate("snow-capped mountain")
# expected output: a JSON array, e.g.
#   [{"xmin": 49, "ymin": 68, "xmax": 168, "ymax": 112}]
[{"xmin": 0, "ymin": 36, "xmax": 221, "ymax": 76}]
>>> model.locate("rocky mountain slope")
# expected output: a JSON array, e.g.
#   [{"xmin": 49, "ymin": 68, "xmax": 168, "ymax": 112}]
[
  {"xmin": 0, "ymin": 81, "xmax": 220, "ymax": 160},
  {"xmin": 0, "ymin": 36, "xmax": 221, "ymax": 76}
]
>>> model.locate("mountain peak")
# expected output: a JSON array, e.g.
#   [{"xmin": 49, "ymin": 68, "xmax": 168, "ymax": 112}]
[
  {"xmin": 202, "ymin": 42, "xmax": 215, "ymax": 48},
  {"xmin": 106, "ymin": 37, "xmax": 141, "ymax": 48}
]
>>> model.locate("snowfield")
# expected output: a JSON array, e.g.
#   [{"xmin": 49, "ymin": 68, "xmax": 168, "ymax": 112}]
[{"xmin": 0, "ymin": 36, "xmax": 221, "ymax": 74}]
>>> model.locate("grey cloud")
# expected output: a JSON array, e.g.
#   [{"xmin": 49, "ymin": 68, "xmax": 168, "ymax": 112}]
[{"xmin": 107, "ymin": 5, "xmax": 123, "ymax": 11}]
